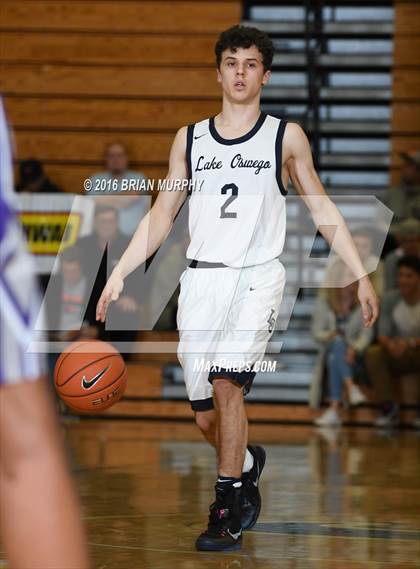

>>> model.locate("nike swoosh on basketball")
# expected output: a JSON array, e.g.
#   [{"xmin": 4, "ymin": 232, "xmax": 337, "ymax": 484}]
[
  {"xmin": 194, "ymin": 133, "xmax": 208, "ymax": 140},
  {"xmin": 82, "ymin": 365, "xmax": 110, "ymax": 390}
]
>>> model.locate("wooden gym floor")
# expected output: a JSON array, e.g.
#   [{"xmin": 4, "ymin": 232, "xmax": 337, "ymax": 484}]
[
  {"xmin": 62, "ymin": 419, "xmax": 420, "ymax": 569},
  {"xmin": 1, "ymin": 419, "xmax": 419, "ymax": 568}
]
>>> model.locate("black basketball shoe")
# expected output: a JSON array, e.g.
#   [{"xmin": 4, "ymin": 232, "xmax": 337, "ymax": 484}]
[
  {"xmin": 196, "ymin": 483, "xmax": 243, "ymax": 552},
  {"xmin": 240, "ymin": 445, "xmax": 266, "ymax": 530}
]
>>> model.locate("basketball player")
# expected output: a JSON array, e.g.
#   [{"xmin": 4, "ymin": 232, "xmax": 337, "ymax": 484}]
[
  {"xmin": 0, "ymin": 100, "xmax": 90, "ymax": 568},
  {"xmin": 96, "ymin": 25, "xmax": 379, "ymax": 551}
]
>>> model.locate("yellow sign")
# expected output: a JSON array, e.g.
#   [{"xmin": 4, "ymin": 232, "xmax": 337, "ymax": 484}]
[{"xmin": 19, "ymin": 212, "xmax": 81, "ymax": 255}]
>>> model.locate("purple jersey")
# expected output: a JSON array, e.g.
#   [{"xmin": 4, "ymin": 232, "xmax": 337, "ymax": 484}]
[{"xmin": 0, "ymin": 98, "xmax": 45, "ymax": 384}]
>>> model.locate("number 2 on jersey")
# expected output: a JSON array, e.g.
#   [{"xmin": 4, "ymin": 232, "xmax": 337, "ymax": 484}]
[{"xmin": 220, "ymin": 183, "xmax": 238, "ymax": 219}]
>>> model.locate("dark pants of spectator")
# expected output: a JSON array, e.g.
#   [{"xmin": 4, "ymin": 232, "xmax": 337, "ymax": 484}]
[
  {"xmin": 326, "ymin": 337, "xmax": 353, "ymax": 401},
  {"xmin": 365, "ymin": 344, "xmax": 420, "ymax": 404}
]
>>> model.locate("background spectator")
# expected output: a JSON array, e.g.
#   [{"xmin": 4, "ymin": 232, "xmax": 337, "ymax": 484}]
[
  {"xmin": 77, "ymin": 205, "xmax": 141, "ymax": 349},
  {"xmin": 149, "ymin": 230, "xmax": 190, "ymax": 330},
  {"xmin": 15, "ymin": 159, "xmax": 62, "ymax": 193},
  {"xmin": 46, "ymin": 245, "xmax": 98, "ymax": 342},
  {"xmin": 45, "ymin": 245, "xmax": 100, "ymax": 411},
  {"xmin": 319, "ymin": 228, "xmax": 385, "ymax": 299},
  {"xmin": 366, "ymin": 255, "xmax": 420, "ymax": 428},
  {"xmin": 88, "ymin": 142, "xmax": 149, "ymax": 237},
  {"xmin": 384, "ymin": 218, "xmax": 420, "ymax": 291},
  {"xmin": 386, "ymin": 149, "xmax": 420, "ymax": 226},
  {"xmin": 311, "ymin": 268, "xmax": 374, "ymax": 427}
]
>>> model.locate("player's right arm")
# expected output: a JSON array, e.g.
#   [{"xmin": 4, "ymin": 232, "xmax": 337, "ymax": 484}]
[{"xmin": 96, "ymin": 126, "xmax": 189, "ymax": 322}]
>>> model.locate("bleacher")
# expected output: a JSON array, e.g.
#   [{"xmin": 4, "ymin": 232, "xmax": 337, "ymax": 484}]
[{"xmin": 2, "ymin": 0, "xmax": 418, "ymax": 423}]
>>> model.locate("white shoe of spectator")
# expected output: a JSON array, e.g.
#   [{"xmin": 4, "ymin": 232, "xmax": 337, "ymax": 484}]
[
  {"xmin": 348, "ymin": 385, "xmax": 367, "ymax": 406},
  {"xmin": 374, "ymin": 404, "xmax": 399, "ymax": 428},
  {"xmin": 412, "ymin": 417, "xmax": 420, "ymax": 430},
  {"xmin": 314, "ymin": 408, "xmax": 342, "ymax": 427}
]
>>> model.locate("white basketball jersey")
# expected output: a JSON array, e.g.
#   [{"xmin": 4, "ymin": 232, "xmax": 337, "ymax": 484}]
[{"xmin": 185, "ymin": 112, "xmax": 288, "ymax": 268}]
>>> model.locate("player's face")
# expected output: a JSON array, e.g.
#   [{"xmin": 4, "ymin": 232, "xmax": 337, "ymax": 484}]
[
  {"xmin": 217, "ymin": 46, "xmax": 271, "ymax": 103},
  {"xmin": 398, "ymin": 265, "xmax": 419, "ymax": 296}
]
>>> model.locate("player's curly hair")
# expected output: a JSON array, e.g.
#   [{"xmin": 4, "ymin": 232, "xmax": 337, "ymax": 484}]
[{"xmin": 215, "ymin": 25, "xmax": 274, "ymax": 72}]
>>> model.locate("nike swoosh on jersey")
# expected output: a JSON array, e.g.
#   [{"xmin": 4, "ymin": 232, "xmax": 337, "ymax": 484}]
[
  {"xmin": 81, "ymin": 365, "xmax": 110, "ymax": 389},
  {"xmin": 194, "ymin": 133, "xmax": 208, "ymax": 140}
]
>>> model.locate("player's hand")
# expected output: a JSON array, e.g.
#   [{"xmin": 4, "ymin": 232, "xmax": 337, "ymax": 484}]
[
  {"xmin": 96, "ymin": 271, "xmax": 124, "ymax": 322},
  {"xmin": 357, "ymin": 276, "xmax": 379, "ymax": 328}
]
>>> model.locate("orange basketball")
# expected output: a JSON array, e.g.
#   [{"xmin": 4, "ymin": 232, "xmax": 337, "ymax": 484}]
[{"xmin": 54, "ymin": 340, "xmax": 127, "ymax": 413}]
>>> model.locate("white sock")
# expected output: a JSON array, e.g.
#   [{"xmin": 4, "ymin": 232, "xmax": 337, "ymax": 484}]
[{"xmin": 242, "ymin": 448, "xmax": 254, "ymax": 473}]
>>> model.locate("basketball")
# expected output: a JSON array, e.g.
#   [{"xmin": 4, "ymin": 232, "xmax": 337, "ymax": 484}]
[{"xmin": 54, "ymin": 340, "xmax": 127, "ymax": 413}]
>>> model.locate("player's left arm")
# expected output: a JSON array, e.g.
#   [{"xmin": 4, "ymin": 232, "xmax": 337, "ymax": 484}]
[{"xmin": 284, "ymin": 122, "xmax": 379, "ymax": 327}]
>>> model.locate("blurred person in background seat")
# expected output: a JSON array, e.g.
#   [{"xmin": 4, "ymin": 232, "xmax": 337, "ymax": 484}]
[
  {"xmin": 77, "ymin": 205, "xmax": 141, "ymax": 350},
  {"xmin": 383, "ymin": 218, "xmax": 420, "ymax": 291},
  {"xmin": 15, "ymin": 158, "xmax": 62, "ymax": 194},
  {"xmin": 88, "ymin": 141, "xmax": 149, "ymax": 237},
  {"xmin": 312, "ymin": 267, "xmax": 374, "ymax": 427},
  {"xmin": 45, "ymin": 245, "xmax": 100, "ymax": 407},
  {"xmin": 366, "ymin": 255, "xmax": 420, "ymax": 429},
  {"xmin": 319, "ymin": 227, "xmax": 385, "ymax": 300},
  {"xmin": 386, "ymin": 149, "xmax": 420, "ymax": 226}
]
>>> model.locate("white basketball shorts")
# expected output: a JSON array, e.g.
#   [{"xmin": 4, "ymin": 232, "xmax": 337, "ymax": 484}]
[{"xmin": 176, "ymin": 257, "xmax": 286, "ymax": 411}]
